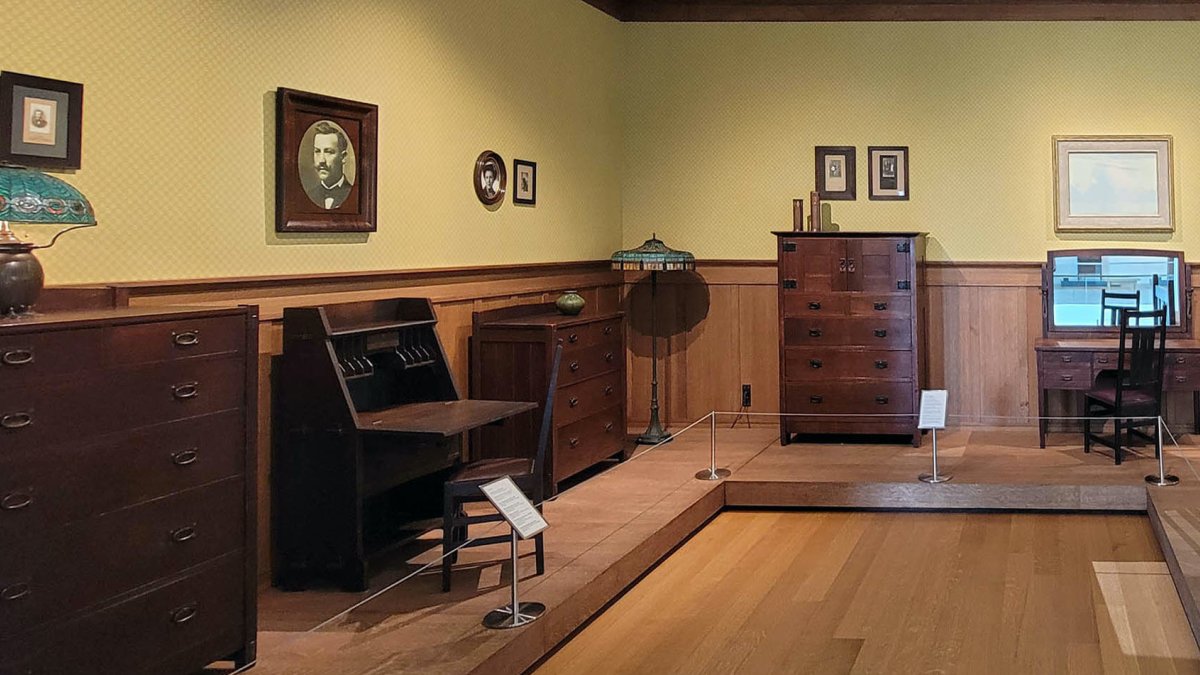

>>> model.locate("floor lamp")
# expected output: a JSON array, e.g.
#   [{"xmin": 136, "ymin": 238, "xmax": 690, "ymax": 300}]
[{"xmin": 612, "ymin": 235, "xmax": 696, "ymax": 445}]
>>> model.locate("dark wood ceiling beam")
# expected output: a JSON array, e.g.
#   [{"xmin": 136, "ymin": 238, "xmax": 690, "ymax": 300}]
[{"xmin": 581, "ymin": 1, "xmax": 1200, "ymax": 21}]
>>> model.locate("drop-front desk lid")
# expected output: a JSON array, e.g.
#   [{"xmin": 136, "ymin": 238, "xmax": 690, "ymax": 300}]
[{"xmin": 356, "ymin": 399, "xmax": 538, "ymax": 437}]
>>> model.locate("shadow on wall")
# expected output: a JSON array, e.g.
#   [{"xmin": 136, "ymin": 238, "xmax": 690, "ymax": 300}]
[{"xmin": 624, "ymin": 271, "xmax": 711, "ymax": 357}]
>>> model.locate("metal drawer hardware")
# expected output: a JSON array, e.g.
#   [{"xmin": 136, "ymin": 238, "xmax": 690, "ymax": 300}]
[
  {"xmin": 172, "ymin": 330, "xmax": 200, "ymax": 347},
  {"xmin": 875, "ymin": 360, "xmax": 889, "ymax": 369},
  {"xmin": 567, "ymin": 333, "xmax": 579, "ymax": 343},
  {"xmin": 808, "ymin": 328, "xmax": 822, "ymax": 338},
  {"xmin": 604, "ymin": 386, "xmax": 614, "ymax": 395},
  {"xmin": 1061, "ymin": 375, "xmax": 1073, "ymax": 382},
  {"xmin": 896, "ymin": 242, "xmax": 911, "ymax": 253},
  {"xmin": 1, "ymin": 583, "xmax": 31, "ymax": 601},
  {"xmin": 1, "ymin": 412, "xmax": 32, "ymax": 430},
  {"xmin": 172, "ymin": 382, "xmax": 199, "ymax": 400},
  {"xmin": 875, "ymin": 396, "xmax": 889, "ymax": 405},
  {"xmin": 1097, "ymin": 356, "xmax": 1109, "ymax": 364},
  {"xmin": 1177, "ymin": 376, "xmax": 1188, "ymax": 383},
  {"xmin": 604, "ymin": 422, "xmax": 614, "ymax": 432},
  {"xmin": 1061, "ymin": 355, "xmax": 1073, "ymax": 363},
  {"xmin": 569, "ymin": 397, "xmax": 579, "ymax": 408},
  {"xmin": 569, "ymin": 437, "xmax": 580, "ymax": 448},
  {"xmin": 808, "ymin": 301, "xmax": 822, "ymax": 310},
  {"xmin": 838, "ymin": 258, "xmax": 847, "ymax": 272},
  {"xmin": 1177, "ymin": 356, "xmax": 1187, "ymax": 364},
  {"xmin": 846, "ymin": 258, "xmax": 856, "ymax": 273},
  {"xmin": 897, "ymin": 280, "xmax": 911, "ymax": 290},
  {"xmin": 1, "ymin": 349, "xmax": 33, "ymax": 366},
  {"xmin": 171, "ymin": 449, "xmax": 199, "ymax": 466},
  {"xmin": 809, "ymin": 395, "xmax": 823, "ymax": 404},
  {"xmin": 605, "ymin": 351, "xmax": 615, "ymax": 363},
  {"xmin": 873, "ymin": 329, "xmax": 888, "ymax": 338},
  {"xmin": 809, "ymin": 359, "xmax": 822, "ymax": 368},
  {"xmin": 873, "ymin": 302, "xmax": 888, "ymax": 311},
  {"xmin": 170, "ymin": 603, "xmax": 198, "ymax": 625},
  {"xmin": 782, "ymin": 279, "xmax": 797, "ymax": 290},
  {"xmin": 171, "ymin": 525, "xmax": 198, "ymax": 543},
  {"xmin": 782, "ymin": 242, "xmax": 797, "ymax": 252},
  {"xmin": 603, "ymin": 325, "xmax": 614, "ymax": 336},
  {"xmin": 1, "ymin": 493, "xmax": 32, "ymax": 510},
  {"xmin": 569, "ymin": 361, "xmax": 580, "ymax": 372}
]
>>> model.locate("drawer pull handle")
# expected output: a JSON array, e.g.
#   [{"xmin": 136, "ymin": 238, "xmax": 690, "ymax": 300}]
[
  {"xmin": 604, "ymin": 386, "xmax": 614, "ymax": 395},
  {"xmin": 569, "ymin": 437, "xmax": 580, "ymax": 448},
  {"xmin": 1, "ymin": 493, "xmax": 32, "ymax": 511},
  {"xmin": 782, "ymin": 279, "xmax": 798, "ymax": 290},
  {"xmin": 808, "ymin": 301, "xmax": 822, "ymax": 310},
  {"xmin": 569, "ymin": 397, "xmax": 579, "ymax": 408},
  {"xmin": 569, "ymin": 361, "xmax": 580, "ymax": 372},
  {"xmin": 171, "ymin": 525, "xmax": 197, "ymax": 543},
  {"xmin": 1, "ymin": 583, "xmax": 31, "ymax": 601},
  {"xmin": 1177, "ymin": 376, "xmax": 1188, "ymax": 383},
  {"xmin": 875, "ymin": 360, "xmax": 889, "ymax": 369},
  {"xmin": 1097, "ymin": 357, "xmax": 1109, "ymax": 364},
  {"xmin": 1177, "ymin": 356, "xmax": 1187, "ymax": 364},
  {"xmin": 873, "ymin": 329, "xmax": 888, "ymax": 338},
  {"xmin": 1, "ymin": 349, "xmax": 33, "ymax": 366},
  {"xmin": 172, "ymin": 331, "xmax": 200, "ymax": 347},
  {"xmin": 1061, "ymin": 375, "xmax": 1073, "ymax": 382},
  {"xmin": 605, "ymin": 351, "xmax": 615, "ymax": 363},
  {"xmin": 873, "ymin": 302, "xmax": 888, "ymax": 311},
  {"xmin": 604, "ymin": 422, "xmax": 614, "ymax": 432},
  {"xmin": 808, "ymin": 328, "xmax": 822, "ymax": 338},
  {"xmin": 1, "ymin": 412, "xmax": 32, "ymax": 430},
  {"xmin": 810, "ymin": 359, "xmax": 822, "ymax": 369},
  {"xmin": 810, "ymin": 395, "xmax": 823, "ymax": 404},
  {"xmin": 170, "ymin": 603, "xmax": 198, "ymax": 625},
  {"xmin": 172, "ymin": 382, "xmax": 199, "ymax": 400},
  {"xmin": 172, "ymin": 449, "xmax": 198, "ymax": 466},
  {"xmin": 568, "ymin": 333, "xmax": 579, "ymax": 344},
  {"xmin": 603, "ymin": 325, "xmax": 614, "ymax": 336},
  {"xmin": 1061, "ymin": 355, "xmax": 1073, "ymax": 363},
  {"xmin": 875, "ymin": 396, "xmax": 889, "ymax": 405}
]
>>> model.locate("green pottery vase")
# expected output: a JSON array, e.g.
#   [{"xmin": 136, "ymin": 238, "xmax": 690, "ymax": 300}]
[{"xmin": 555, "ymin": 290, "xmax": 585, "ymax": 316}]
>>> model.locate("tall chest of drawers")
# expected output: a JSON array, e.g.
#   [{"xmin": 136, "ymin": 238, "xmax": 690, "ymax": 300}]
[
  {"xmin": 0, "ymin": 306, "xmax": 258, "ymax": 675},
  {"xmin": 775, "ymin": 232, "xmax": 927, "ymax": 445},
  {"xmin": 471, "ymin": 305, "xmax": 627, "ymax": 492}
]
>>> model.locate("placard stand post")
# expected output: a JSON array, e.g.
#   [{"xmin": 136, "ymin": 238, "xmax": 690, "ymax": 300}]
[
  {"xmin": 1145, "ymin": 416, "xmax": 1180, "ymax": 487},
  {"xmin": 918, "ymin": 427, "xmax": 951, "ymax": 484},
  {"xmin": 917, "ymin": 390, "xmax": 951, "ymax": 484},
  {"xmin": 482, "ymin": 528, "xmax": 546, "ymax": 629},
  {"xmin": 696, "ymin": 412, "xmax": 731, "ymax": 481}
]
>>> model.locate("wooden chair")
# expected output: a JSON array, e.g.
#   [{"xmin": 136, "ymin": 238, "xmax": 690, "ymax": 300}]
[
  {"xmin": 1100, "ymin": 288, "xmax": 1140, "ymax": 326},
  {"xmin": 1084, "ymin": 308, "xmax": 1167, "ymax": 465},
  {"xmin": 441, "ymin": 343, "xmax": 562, "ymax": 592}
]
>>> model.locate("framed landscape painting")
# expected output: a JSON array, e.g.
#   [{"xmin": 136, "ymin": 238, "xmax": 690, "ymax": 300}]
[{"xmin": 1053, "ymin": 135, "xmax": 1173, "ymax": 233}]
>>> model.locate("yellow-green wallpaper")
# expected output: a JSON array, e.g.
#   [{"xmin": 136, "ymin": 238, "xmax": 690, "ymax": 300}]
[
  {"xmin": 6, "ymin": 0, "xmax": 621, "ymax": 283},
  {"xmin": 621, "ymin": 22, "xmax": 1200, "ymax": 261}
]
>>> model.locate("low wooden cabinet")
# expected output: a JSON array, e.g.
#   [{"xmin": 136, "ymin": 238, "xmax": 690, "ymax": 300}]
[
  {"xmin": 471, "ymin": 304, "xmax": 628, "ymax": 490},
  {"xmin": 775, "ymin": 232, "xmax": 927, "ymax": 444},
  {"xmin": 0, "ymin": 306, "xmax": 258, "ymax": 675}
]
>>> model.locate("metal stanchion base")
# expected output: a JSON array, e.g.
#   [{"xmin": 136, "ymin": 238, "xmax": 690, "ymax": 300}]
[
  {"xmin": 1146, "ymin": 474, "xmax": 1181, "ymax": 487},
  {"xmin": 483, "ymin": 602, "xmax": 545, "ymax": 629},
  {"xmin": 919, "ymin": 473, "xmax": 952, "ymax": 484},
  {"xmin": 695, "ymin": 468, "xmax": 732, "ymax": 481}
]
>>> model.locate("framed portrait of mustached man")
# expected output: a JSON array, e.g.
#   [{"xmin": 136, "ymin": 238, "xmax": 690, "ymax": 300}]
[
  {"xmin": 276, "ymin": 88, "xmax": 378, "ymax": 232},
  {"xmin": 0, "ymin": 71, "xmax": 83, "ymax": 170}
]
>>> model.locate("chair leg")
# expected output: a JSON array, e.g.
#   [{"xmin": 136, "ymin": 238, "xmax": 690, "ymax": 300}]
[
  {"xmin": 442, "ymin": 491, "xmax": 455, "ymax": 593},
  {"xmin": 1114, "ymin": 419, "xmax": 1123, "ymax": 466},
  {"xmin": 1083, "ymin": 407, "xmax": 1092, "ymax": 453},
  {"xmin": 534, "ymin": 532, "xmax": 545, "ymax": 576}
]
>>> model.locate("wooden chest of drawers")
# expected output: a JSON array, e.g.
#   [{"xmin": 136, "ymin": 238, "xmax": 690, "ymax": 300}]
[
  {"xmin": 774, "ymin": 232, "xmax": 927, "ymax": 444},
  {"xmin": 471, "ymin": 305, "xmax": 627, "ymax": 491},
  {"xmin": 0, "ymin": 306, "xmax": 257, "ymax": 675}
]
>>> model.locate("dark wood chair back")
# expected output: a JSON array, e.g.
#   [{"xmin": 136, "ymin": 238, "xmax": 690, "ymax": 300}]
[
  {"xmin": 531, "ymin": 343, "xmax": 564, "ymax": 503},
  {"xmin": 1115, "ymin": 308, "xmax": 1167, "ymax": 411},
  {"xmin": 1101, "ymin": 289, "xmax": 1141, "ymax": 326}
]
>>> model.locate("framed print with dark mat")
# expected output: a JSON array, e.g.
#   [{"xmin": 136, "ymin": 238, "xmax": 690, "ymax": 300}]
[
  {"xmin": 868, "ymin": 146, "xmax": 909, "ymax": 201},
  {"xmin": 513, "ymin": 159, "xmax": 536, "ymax": 205},
  {"xmin": 0, "ymin": 72, "xmax": 83, "ymax": 170},
  {"xmin": 276, "ymin": 88, "xmax": 378, "ymax": 232},
  {"xmin": 815, "ymin": 146, "xmax": 855, "ymax": 200}
]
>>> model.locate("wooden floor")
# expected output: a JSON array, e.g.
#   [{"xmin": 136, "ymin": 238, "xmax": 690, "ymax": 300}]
[{"xmin": 537, "ymin": 511, "xmax": 1200, "ymax": 675}]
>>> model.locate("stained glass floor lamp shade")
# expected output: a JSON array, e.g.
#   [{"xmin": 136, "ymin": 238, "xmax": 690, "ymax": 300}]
[{"xmin": 611, "ymin": 235, "xmax": 696, "ymax": 445}]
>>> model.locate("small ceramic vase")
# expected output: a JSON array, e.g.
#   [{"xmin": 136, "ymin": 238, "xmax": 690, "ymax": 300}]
[{"xmin": 555, "ymin": 290, "xmax": 585, "ymax": 316}]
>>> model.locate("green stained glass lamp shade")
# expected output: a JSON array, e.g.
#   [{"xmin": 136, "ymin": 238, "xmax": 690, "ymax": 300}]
[
  {"xmin": 610, "ymin": 235, "xmax": 696, "ymax": 271},
  {"xmin": 0, "ymin": 166, "xmax": 96, "ymax": 230}
]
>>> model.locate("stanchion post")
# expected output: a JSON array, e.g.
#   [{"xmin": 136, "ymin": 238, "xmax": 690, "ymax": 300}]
[
  {"xmin": 1145, "ymin": 415, "xmax": 1180, "ymax": 487},
  {"xmin": 918, "ymin": 427, "xmax": 952, "ymax": 484},
  {"xmin": 696, "ymin": 411, "xmax": 731, "ymax": 481},
  {"xmin": 483, "ymin": 528, "xmax": 546, "ymax": 629}
]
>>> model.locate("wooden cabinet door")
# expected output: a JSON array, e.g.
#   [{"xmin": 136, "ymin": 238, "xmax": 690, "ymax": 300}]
[
  {"xmin": 779, "ymin": 238, "xmax": 846, "ymax": 292},
  {"xmin": 846, "ymin": 237, "xmax": 912, "ymax": 293}
]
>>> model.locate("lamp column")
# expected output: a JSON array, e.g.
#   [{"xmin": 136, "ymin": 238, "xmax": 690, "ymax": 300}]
[{"xmin": 638, "ymin": 270, "xmax": 670, "ymax": 445}]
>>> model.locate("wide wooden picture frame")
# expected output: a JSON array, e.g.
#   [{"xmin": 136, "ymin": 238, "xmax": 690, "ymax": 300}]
[
  {"xmin": 0, "ymin": 71, "xmax": 83, "ymax": 171},
  {"xmin": 815, "ymin": 146, "xmax": 855, "ymax": 201},
  {"xmin": 1053, "ymin": 135, "xmax": 1173, "ymax": 233},
  {"xmin": 276, "ymin": 88, "xmax": 378, "ymax": 232}
]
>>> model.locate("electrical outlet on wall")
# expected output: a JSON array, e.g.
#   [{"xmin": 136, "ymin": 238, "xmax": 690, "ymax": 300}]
[{"xmin": 741, "ymin": 384, "xmax": 751, "ymax": 408}]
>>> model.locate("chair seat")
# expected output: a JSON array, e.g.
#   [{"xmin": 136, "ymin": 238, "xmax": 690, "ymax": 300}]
[
  {"xmin": 448, "ymin": 457, "xmax": 533, "ymax": 484},
  {"xmin": 1085, "ymin": 386, "xmax": 1157, "ymax": 408}
]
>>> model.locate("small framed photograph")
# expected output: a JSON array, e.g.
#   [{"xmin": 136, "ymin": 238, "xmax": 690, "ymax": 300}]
[
  {"xmin": 474, "ymin": 151, "xmax": 507, "ymax": 206},
  {"xmin": 868, "ymin": 146, "xmax": 909, "ymax": 201},
  {"xmin": 815, "ymin": 146, "xmax": 855, "ymax": 200},
  {"xmin": 0, "ymin": 72, "xmax": 83, "ymax": 170},
  {"xmin": 275, "ymin": 88, "xmax": 378, "ymax": 232},
  {"xmin": 1053, "ymin": 135, "xmax": 1173, "ymax": 233},
  {"xmin": 513, "ymin": 159, "xmax": 536, "ymax": 205}
]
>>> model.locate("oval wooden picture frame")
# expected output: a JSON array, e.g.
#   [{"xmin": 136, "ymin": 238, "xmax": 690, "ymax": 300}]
[{"xmin": 474, "ymin": 150, "xmax": 507, "ymax": 206}]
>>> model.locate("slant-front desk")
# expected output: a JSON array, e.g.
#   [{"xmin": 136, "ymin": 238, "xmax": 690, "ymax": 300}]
[{"xmin": 1035, "ymin": 249, "xmax": 1197, "ymax": 447}]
